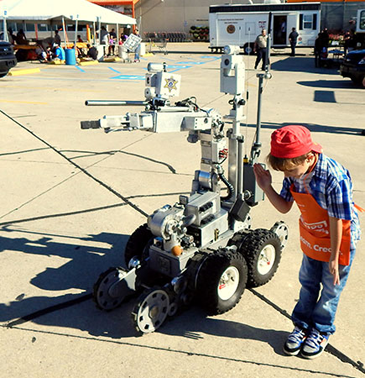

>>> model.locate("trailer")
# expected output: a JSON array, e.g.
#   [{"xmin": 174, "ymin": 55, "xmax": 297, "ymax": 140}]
[
  {"xmin": 355, "ymin": 8, "xmax": 365, "ymax": 49},
  {"xmin": 209, "ymin": 2, "xmax": 321, "ymax": 53},
  {"xmin": 356, "ymin": 8, "xmax": 365, "ymax": 33}
]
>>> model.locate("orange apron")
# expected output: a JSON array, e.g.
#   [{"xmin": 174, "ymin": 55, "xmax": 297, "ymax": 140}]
[{"xmin": 290, "ymin": 184, "xmax": 351, "ymax": 266}]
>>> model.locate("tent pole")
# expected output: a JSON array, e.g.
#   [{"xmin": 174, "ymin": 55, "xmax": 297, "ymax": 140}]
[
  {"xmin": 132, "ymin": 1, "xmax": 136, "ymax": 33},
  {"xmin": 1, "ymin": 5, "xmax": 9, "ymax": 43},
  {"xmin": 3, "ymin": 18, "xmax": 8, "ymax": 43},
  {"xmin": 98, "ymin": 17, "xmax": 101, "ymax": 45},
  {"xmin": 74, "ymin": 15, "xmax": 79, "ymax": 49},
  {"xmin": 62, "ymin": 17, "xmax": 67, "ymax": 46},
  {"xmin": 86, "ymin": 24, "xmax": 91, "ymax": 43}
]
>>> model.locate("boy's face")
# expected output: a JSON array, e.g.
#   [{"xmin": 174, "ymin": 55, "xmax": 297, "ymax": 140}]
[{"xmin": 282, "ymin": 154, "xmax": 315, "ymax": 179}]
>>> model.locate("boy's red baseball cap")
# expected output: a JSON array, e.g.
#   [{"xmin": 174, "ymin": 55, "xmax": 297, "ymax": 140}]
[{"xmin": 271, "ymin": 125, "xmax": 323, "ymax": 158}]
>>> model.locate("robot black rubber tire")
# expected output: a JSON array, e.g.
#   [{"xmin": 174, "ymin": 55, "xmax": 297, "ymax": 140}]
[
  {"xmin": 124, "ymin": 223, "xmax": 153, "ymax": 267},
  {"xmin": 196, "ymin": 249, "xmax": 248, "ymax": 315},
  {"xmin": 132, "ymin": 287, "xmax": 170, "ymax": 334},
  {"xmin": 93, "ymin": 267, "xmax": 127, "ymax": 311},
  {"xmin": 239, "ymin": 229, "xmax": 282, "ymax": 288}
]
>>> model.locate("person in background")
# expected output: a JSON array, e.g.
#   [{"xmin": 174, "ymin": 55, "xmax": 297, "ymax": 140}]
[
  {"xmin": 7, "ymin": 28, "xmax": 16, "ymax": 44},
  {"xmin": 322, "ymin": 28, "xmax": 330, "ymax": 47},
  {"xmin": 133, "ymin": 29, "xmax": 141, "ymax": 63},
  {"xmin": 35, "ymin": 44, "xmax": 48, "ymax": 63},
  {"xmin": 314, "ymin": 33, "xmax": 322, "ymax": 67},
  {"xmin": 254, "ymin": 28, "xmax": 269, "ymax": 70},
  {"xmin": 119, "ymin": 34, "xmax": 128, "ymax": 45},
  {"xmin": 314, "ymin": 32, "xmax": 329, "ymax": 67},
  {"xmin": 343, "ymin": 30, "xmax": 355, "ymax": 55},
  {"xmin": 0, "ymin": 29, "xmax": 14, "ymax": 44},
  {"xmin": 46, "ymin": 46, "xmax": 53, "ymax": 61},
  {"xmin": 77, "ymin": 35, "xmax": 83, "ymax": 43},
  {"xmin": 53, "ymin": 43, "xmax": 65, "ymax": 62},
  {"xmin": 108, "ymin": 28, "xmax": 117, "ymax": 55},
  {"xmin": 15, "ymin": 29, "xmax": 27, "ymax": 45},
  {"xmin": 288, "ymin": 27, "xmax": 299, "ymax": 56},
  {"xmin": 87, "ymin": 44, "xmax": 98, "ymax": 60},
  {"xmin": 99, "ymin": 26, "xmax": 109, "ymax": 56},
  {"xmin": 54, "ymin": 30, "xmax": 61, "ymax": 46}
]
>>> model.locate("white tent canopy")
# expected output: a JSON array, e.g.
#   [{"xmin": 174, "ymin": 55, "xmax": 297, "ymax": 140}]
[{"xmin": 0, "ymin": 0, "xmax": 136, "ymax": 25}]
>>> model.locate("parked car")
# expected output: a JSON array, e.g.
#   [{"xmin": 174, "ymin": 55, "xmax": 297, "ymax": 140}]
[
  {"xmin": 0, "ymin": 41, "xmax": 17, "ymax": 78},
  {"xmin": 340, "ymin": 49, "xmax": 365, "ymax": 88}
]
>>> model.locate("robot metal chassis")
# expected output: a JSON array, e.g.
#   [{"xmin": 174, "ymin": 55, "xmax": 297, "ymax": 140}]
[{"xmin": 81, "ymin": 45, "xmax": 289, "ymax": 334}]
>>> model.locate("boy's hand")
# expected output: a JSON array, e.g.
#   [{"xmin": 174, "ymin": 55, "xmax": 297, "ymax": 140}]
[
  {"xmin": 328, "ymin": 217, "xmax": 342, "ymax": 286},
  {"xmin": 329, "ymin": 258, "xmax": 340, "ymax": 285},
  {"xmin": 253, "ymin": 163, "xmax": 272, "ymax": 191}
]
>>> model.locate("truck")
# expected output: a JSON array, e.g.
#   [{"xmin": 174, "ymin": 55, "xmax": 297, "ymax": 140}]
[
  {"xmin": 0, "ymin": 17, "xmax": 17, "ymax": 77},
  {"xmin": 0, "ymin": 40, "xmax": 17, "ymax": 78},
  {"xmin": 339, "ymin": 9, "xmax": 365, "ymax": 87},
  {"xmin": 209, "ymin": 2, "xmax": 321, "ymax": 53}
]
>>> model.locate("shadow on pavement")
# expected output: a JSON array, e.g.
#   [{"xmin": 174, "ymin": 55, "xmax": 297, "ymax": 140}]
[
  {"xmin": 0, "ymin": 225, "xmax": 362, "ymax": 376},
  {"xmin": 0, "ymin": 226, "xmax": 290, "ymax": 345},
  {"xmin": 247, "ymin": 121, "xmax": 364, "ymax": 136},
  {"xmin": 161, "ymin": 307, "xmax": 288, "ymax": 355},
  {"xmin": 0, "ymin": 228, "xmax": 130, "ymax": 329},
  {"xmin": 271, "ymin": 56, "xmax": 340, "ymax": 75},
  {"xmin": 297, "ymin": 79, "xmax": 362, "ymax": 90}
]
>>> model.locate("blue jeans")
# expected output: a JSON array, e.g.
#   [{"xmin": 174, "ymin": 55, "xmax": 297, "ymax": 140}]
[
  {"xmin": 291, "ymin": 248, "xmax": 355, "ymax": 335},
  {"xmin": 134, "ymin": 45, "xmax": 140, "ymax": 61}
]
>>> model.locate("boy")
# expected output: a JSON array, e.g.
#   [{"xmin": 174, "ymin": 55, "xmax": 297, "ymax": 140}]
[{"xmin": 253, "ymin": 125, "xmax": 361, "ymax": 359}]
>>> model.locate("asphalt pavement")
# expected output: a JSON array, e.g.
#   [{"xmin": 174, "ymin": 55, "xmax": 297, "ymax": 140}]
[{"xmin": 0, "ymin": 43, "xmax": 364, "ymax": 378}]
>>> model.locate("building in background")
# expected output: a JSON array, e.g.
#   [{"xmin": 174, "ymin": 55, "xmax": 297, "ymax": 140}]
[
  {"xmin": 88, "ymin": 0, "xmax": 137, "ymax": 18},
  {"xmin": 287, "ymin": 0, "xmax": 365, "ymax": 31},
  {"xmin": 89, "ymin": 0, "xmax": 252, "ymax": 40},
  {"xmin": 89, "ymin": 0, "xmax": 365, "ymax": 39}
]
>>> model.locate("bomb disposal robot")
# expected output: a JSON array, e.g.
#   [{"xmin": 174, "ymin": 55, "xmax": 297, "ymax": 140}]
[{"xmin": 81, "ymin": 45, "xmax": 289, "ymax": 334}]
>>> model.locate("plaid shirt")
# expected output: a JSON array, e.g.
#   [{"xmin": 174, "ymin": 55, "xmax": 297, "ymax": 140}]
[{"xmin": 280, "ymin": 153, "xmax": 361, "ymax": 245}]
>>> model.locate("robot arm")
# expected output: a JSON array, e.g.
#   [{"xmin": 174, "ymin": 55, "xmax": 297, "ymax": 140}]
[
  {"xmin": 81, "ymin": 46, "xmax": 268, "ymax": 211},
  {"xmin": 81, "ymin": 62, "xmax": 217, "ymax": 134}
]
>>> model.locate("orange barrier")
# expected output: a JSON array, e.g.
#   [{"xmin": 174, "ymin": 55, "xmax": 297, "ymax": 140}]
[
  {"xmin": 65, "ymin": 43, "xmax": 88, "ymax": 49},
  {"xmin": 13, "ymin": 44, "xmax": 37, "ymax": 50}
]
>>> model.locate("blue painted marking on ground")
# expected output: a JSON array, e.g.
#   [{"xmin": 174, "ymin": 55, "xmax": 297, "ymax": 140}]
[
  {"xmin": 177, "ymin": 61, "xmax": 205, "ymax": 65},
  {"xmin": 166, "ymin": 65, "xmax": 192, "ymax": 70},
  {"xmin": 75, "ymin": 65, "xmax": 86, "ymax": 73},
  {"xmin": 105, "ymin": 55, "xmax": 220, "ymax": 79},
  {"xmin": 111, "ymin": 74, "xmax": 145, "ymax": 80},
  {"xmin": 108, "ymin": 66, "xmax": 122, "ymax": 74},
  {"xmin": 200, "ymin": 56, "xmax": 220, "ymax": 60},
  {"xmin": 167, "ymin": 56, "xmax": 220, "ymax": 70}
]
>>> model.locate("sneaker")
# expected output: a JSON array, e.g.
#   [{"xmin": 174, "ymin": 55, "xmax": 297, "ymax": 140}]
[
  {"xmin": 283, "ymin": 326, "xmax": 307, "ymax": 356},
  {"xmin": 301, "ymin": 328, "xmax": 329, "ymax": 359}
]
